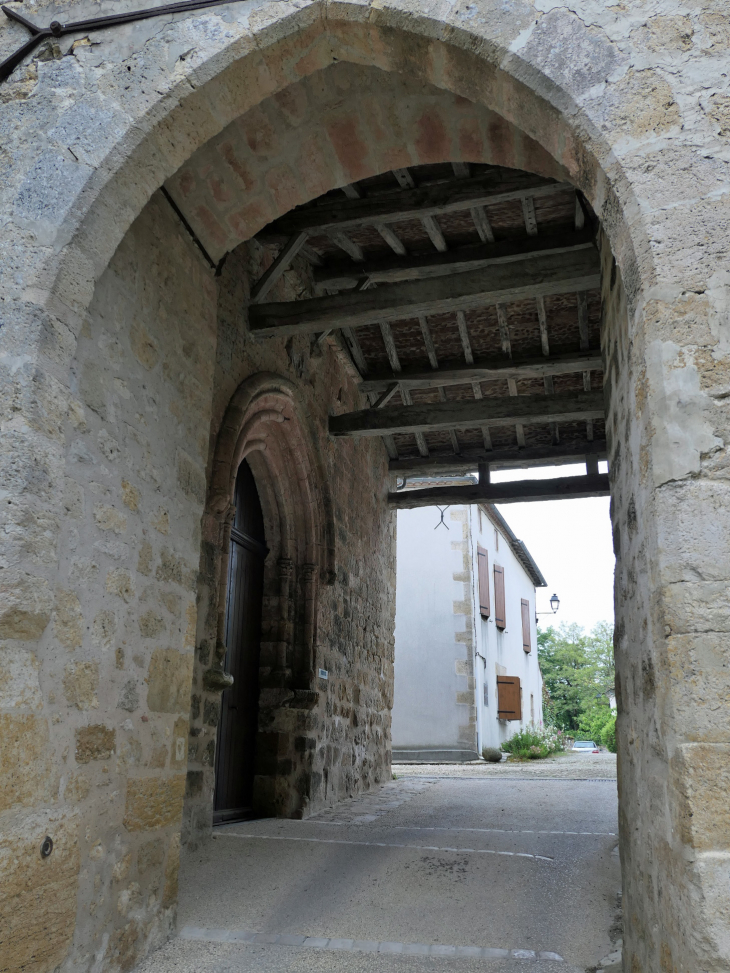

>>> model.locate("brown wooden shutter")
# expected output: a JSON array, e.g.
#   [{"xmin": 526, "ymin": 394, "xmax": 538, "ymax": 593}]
[
  {"xmin": 477, "ymin": 544, "xmax": 490, "ymax": 618},
  {"xmin": 521, "ymin": 598, "xmax": 531, "ymax": 653},
  {"xmin": 494, "ymin": 564, "xmax": 506, "ymax": 629},
  {"xmin": 497, "ymin": 676, "xmax": 521, "ymax": 720}
]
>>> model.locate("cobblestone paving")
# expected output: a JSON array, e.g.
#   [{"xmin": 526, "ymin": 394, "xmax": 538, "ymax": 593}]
[{"xmin": 392, "ymin": 753, "xmax": 617, "ymax": 780}]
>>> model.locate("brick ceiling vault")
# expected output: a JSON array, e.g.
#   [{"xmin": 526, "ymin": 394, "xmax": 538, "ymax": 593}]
[{"xmin": 244, "ymin": 162, "xmax": 609, "ymax": 508}]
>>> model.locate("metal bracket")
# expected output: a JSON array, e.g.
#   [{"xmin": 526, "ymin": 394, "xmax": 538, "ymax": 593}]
[
  {"xmin": 1, "ymin": 0, "xmax": 250, "ymax": 83},
  {"xmin": 434, "ymin": 505, "xmax": 450, "ymax": 530}
]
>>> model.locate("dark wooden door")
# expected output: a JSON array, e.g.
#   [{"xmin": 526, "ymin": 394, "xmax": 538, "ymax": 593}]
[{"xmin": 214, "ymin": 460, "xmax": 267, "ymax": 824}]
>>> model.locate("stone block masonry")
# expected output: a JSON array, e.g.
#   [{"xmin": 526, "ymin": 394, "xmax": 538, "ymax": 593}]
[
  {"xmin": 0, "ymin": 167, "xmax": 395, "ymax": 971},
  {"xmin": 1, "ymin": 2, "xmax": 730, "ymax": 972}
]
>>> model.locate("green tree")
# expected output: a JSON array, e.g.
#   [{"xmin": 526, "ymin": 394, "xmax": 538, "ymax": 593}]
[{"xmin": 537, "ymin": 621, "xmax": 615, "ymax": 732}]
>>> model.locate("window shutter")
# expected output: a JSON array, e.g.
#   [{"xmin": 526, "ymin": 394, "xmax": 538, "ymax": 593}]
[
  {"xmin": 497, "ymin": 676, "xmax": 521, "ymax": 720},
  {"xmin": 521, "ymin": 598, "xmax": 531, "ymax": 653},
  {"xmin": 477, "ymin": 544, "xmax": 490, "ymax": 618},
  {"xmin": 494, "ymin": 564, "xmax": 506, "ymax": 629}
]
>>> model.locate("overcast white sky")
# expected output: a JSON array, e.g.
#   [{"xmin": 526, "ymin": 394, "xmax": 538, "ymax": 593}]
[{"xmin": 493, "ymin": 463, "xmax": 614, "ymax": 634}]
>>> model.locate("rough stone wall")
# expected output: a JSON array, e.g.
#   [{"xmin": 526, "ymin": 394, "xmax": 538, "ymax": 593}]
[
  {"xmin": 0, "ymin": 180, "xmax": 395, "ymax": 971},
  {"xmin": 1, "ymin": 191, "xmax": 217, "ymax": 973},
  {"xmin": 2, "ymin": 2, "xmax": 730, "ymax": 972},
  {"xmin": 185, "ymin": 235, "xmax": 396, "ymax": 844}
]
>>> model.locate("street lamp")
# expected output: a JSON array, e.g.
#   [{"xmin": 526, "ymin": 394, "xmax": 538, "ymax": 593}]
[{"xmin": 536, "ymin": 594, "xmax": 560, "ymax": 617}]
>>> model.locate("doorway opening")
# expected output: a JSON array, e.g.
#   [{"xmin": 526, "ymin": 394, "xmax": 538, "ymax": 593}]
[{"xmin": 214, "ymin": 458, "xmax": 268, "ymax": 824}]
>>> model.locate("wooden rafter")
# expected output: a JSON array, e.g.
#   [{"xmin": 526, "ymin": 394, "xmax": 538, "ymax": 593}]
[
  {"xmin": 359, "ymin": 351, "xmax": 603, "ymax": 394},
  {"xmin": 329, "ymin": 391, "xmax": 605, "ymax": 438},
  {"xmin": 389, "ymin": 441, "xmax": 607, "ymax": 475},
  {"xmin": 314, "ymin": 231, "xmax": 594, "ymax": 290},
  {"xmin": 249, "ymin": 249, "xmax": 601, "ymax": 337},
  {"xmin": 257, "ymin": 174, "xmax": 573, "ymax": 240},
  {"xmin": 389, "ymin": 473, "xmax": 610, "ymax": 508}
]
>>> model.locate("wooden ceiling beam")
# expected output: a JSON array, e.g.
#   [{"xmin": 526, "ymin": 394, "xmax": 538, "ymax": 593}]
[
  {"xmin": 249, "ymin": 249, "xmax": 601, "ymax": 337},
  {"xmin": 357, "ymin": 351, "xmax": 604, "ymax": 394},
  {"xmin": 256, "ymin": 175, "xmax": 573, "ymax": 240},
  {"xmin": 389, "ymin": 441, "xmax": 608, "ymax": 475},
  {"xmin": 389, "ymin": 473, "xmax": 610, "ymax": 508},
  {"xmin": 314, "ymin": 231, "xmax": 594, "ymax": 290},
  {"xmin": 329, "ymin": 391, "xmax": 605, "ymax": 438}
]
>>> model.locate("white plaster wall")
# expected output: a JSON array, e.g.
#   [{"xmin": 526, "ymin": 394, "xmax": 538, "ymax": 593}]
[
  {"xmin": 469, "ymin": 507, "xmax": 544, "ymax": 752},
  {"xmin": 392, "ymin": 508, "xmax": 471, "ymax": 751},
  {"xmin": 392, "ymin": 505, "xmax": 543, "ymax": 756}
]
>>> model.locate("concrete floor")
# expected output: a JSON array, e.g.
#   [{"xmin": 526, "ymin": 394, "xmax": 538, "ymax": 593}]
[{"xmin": 136, "ymin": 775, "xmax": 621, "ymax": 973}]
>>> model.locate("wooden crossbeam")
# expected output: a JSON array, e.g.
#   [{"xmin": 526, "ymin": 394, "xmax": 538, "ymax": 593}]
[
  {"xmin": 257, "ymin": 174, "xmax": 573, "ymax": 239},
  {"xmin": 250, "ymin": 232, "xmax": 308, "ymax": 304},
  {"xmin": 389, "ymin": 441, "xmax": 608, "ymax": 475},
  {"xmin": 250, "ymin": 249, "xmax": 601, "ymax": 337},
  {"xmin": 314, "ymin": 231, "xmax": 594, "ymax": 290},
  {"xmin": 329, "ymin": 391, "xmax": 605, "ymax": 438},
  {"xmin": 389, "ymin": 473, "xmax": 610, "ymax": 508},
  {"xmin": 357, "ymin": 351, "xmax": 604, "ymax": 394}
]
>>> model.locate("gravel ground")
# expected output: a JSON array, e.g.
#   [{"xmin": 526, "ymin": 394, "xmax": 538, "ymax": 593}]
[{"xmin": 393, "ymin": 753, "xmax": 617, "ymax": 780}]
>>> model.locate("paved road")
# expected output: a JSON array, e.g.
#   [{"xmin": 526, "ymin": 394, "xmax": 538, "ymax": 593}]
[
  {"xmin": 136, "ymin": 774, "xmax": 621, "ymax": 973},
  {"xmin": 393, "ymin": 752, "xmax": 617, "ymax": 780}
]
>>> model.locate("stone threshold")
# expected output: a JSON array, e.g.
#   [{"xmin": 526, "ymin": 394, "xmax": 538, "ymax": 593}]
[{"xmin": 178, "ymin": 926, "xmax": 564, "ymax": 962}]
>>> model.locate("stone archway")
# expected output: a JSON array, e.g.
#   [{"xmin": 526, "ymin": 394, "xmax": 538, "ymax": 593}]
[{"xmin": 1, "ymin": 6, "xmax": 728, "ymax": 973}]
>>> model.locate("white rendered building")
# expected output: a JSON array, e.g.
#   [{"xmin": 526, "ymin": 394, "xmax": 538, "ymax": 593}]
[{"xmin": 392, "ymin": 502, "xmax": 546, "ymax": 761}]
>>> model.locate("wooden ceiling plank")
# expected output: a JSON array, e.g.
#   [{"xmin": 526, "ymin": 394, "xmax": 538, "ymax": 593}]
[
  {"xmin": 359, "ymin": 350, "xmax": 603, "ymax": 393},
  {"xmin": 456, "ymin": 310, "xmax": 474, "ymax": 365},
  {"xmin": 577, "ymin": 291, "xmax": 590, "ymax": 350},
  {"xmin": 470, "ymin": 205, "xmax": 495, "ymax": 244},
  {"xmin": 421, "ymin": 214, "xmax": 448, "ymax": 252},
  {"xmin": 375, "ymin": 222, "xmax": 407, "ymax": 256},
  {"xmin": 496, "ymin": 303, "xmax": 512, "ymax": 357},
  {"xmin": 392, "ymin": 168, "xmax": 416, "ymax": 189},
  {"xmin": 379, "ymin": 321, "xmax": 401, "ymax": 373},
  {"xmin": 300, "ymin": 243, "xmax": 323, "ymax": 266},
  {"xmin": 258, "ymin": 175, "xmax": 573, "ymax": 238},
  {"xmin": 575, "ymin": 193, "xmax": 586, "ymax": 230},
  {"xmin": 341, "ymin": 327, "xmax": 369, "ymax": 375},
  {"xmin": 389, "ymin": 440, "xmax": 607, "ymax": 474},
  {"xmin": 522, "ymin": 197, "xmax": 538, "ymax": 236},
  {"xmin": 389, "ymin": 473, "xmax": 610, "ymax": 508},
  {"xmin": 250, "ymin": 249, "xmax": 602, "ymax": 337},
  {"xmin": 329, "ymin": 390, "xmax": 605, "ymax": 438},
  {"xmin": 314, "ymin": 231, "xmax": 595, "ymax": 290},
  {"xmin": 536, "ymin": 295, "xmax": 550, "ymax": 356},
  {"xmin": 328, "ymin": 230, "xmax": 364, "ymax": 262},
  {"xmin": 418, "ymin": 316, "xmax": 440, "ymax": 370}
]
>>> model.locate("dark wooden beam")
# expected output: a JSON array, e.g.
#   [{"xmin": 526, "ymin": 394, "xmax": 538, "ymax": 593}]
[
  {"xmin": 389, "ymin": 473, "xmax": 610, "ymax": 508},
  {"xmin": 314, "ymin": 230, "xmax": 595, "ymax": 290},
  {"xmin": 257, "ymin": 173, "xmax": 572, "ymax": 240},
  {"xmin": 249, "ymin": 249, "xmax": 601, "ymax": 337},
  {"xmin": 360, "ymin": 350, "xmax": 604, "ymax": 394},
  {"xmin": 329, "ymin": 391, "xmax": 605, "ymax": 438},
  {"xmin": 389, "ymin": 441, "xmax": 608, "ymax": 475}
]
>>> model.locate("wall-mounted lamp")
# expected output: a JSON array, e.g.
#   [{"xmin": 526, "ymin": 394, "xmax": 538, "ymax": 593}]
[{"xmin": 536, "ymin": 593, "xmax": 560, "ymax": 616}]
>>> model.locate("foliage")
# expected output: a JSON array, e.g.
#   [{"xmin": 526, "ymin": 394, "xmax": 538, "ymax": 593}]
[
  {"xmin": 576, "ymin": 704, "xmax": 615, "ymax": 745},
  {"xmin": 482, "ymin": 746, "xmax": 503, "ymax": 763},
  {"xmin": 501, "ymin": 722, "xmax": 566, "ymax": 760},
  {"xmin": 537, "ymin": 621, "xmax": 615, "ymax": 733},
  {"xmin": 600, "ymin": 712, "xmax": 617, "ymax": 753}
]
